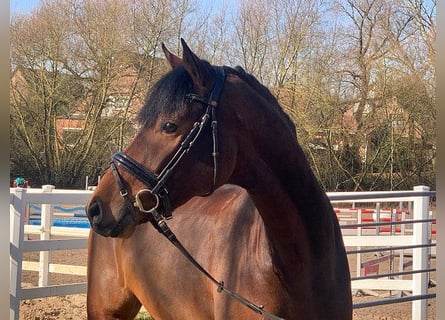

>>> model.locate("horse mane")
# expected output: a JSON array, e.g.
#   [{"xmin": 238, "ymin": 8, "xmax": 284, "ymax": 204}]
[
  {"xmin": 137, "ymin": 63, "xmax": 296, "ymax": 136},
  {"xmin": 226, "ymin": 66, "xmax": 297, "ymax": 135},
  {"xmin": 137, "ymin": 65, "xmax": 194, "ymax": 127}
]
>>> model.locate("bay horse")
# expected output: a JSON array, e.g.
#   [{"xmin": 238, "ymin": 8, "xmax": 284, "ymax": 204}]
[{"xmin": 86, "ymin": 39, "xmax": 352, "ymax": 319}]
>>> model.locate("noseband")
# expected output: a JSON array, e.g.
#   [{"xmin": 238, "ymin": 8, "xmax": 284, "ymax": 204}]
[{"xmin": 110, "ymin": 66, "xmax": 226, "ymax": 221}]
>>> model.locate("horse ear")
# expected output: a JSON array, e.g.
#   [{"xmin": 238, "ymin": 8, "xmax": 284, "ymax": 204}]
[
  {"xmin": 180, "ymin": 38, "xmax": 214, "ymax": 91},
  {"xmin": 162, "ymin": 43, "xmax": 182, "ymax": 69}
]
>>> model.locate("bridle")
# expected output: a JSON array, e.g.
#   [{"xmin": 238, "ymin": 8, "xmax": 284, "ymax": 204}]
[
  {"xmin": 110, "ymin": 66, "xmax": 225, "ymax": 223},
  {"xmin": 106, "ymin": 66, "xmax": 285, "ymax": 320}
]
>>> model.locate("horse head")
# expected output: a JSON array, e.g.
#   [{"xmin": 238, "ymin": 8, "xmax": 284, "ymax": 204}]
[{"xmin": 87, "ymin": 39, "xmax": 245, "ymax": 237}]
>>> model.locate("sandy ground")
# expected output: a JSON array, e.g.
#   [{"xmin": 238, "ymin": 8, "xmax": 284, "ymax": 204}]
[{"xmin": 18, "ymin": 242, "xmax": 437, "ymax": 320}]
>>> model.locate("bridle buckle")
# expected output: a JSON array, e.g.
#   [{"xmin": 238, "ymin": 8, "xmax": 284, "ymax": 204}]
[{"xmin": 134, "ymin": 189, "xmax": 160, "ymax": 214}]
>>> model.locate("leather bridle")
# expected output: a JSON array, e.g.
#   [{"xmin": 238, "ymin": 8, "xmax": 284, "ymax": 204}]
[
  {"xmin": 110, "ymin": 66, "xmax": 225, "ymax": 223},
  {"xmin": 105, "ymin": 65, "xmax": 285, "ymax": 320}
]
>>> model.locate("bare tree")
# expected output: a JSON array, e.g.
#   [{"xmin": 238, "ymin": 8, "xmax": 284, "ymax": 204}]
[
  {"xmin": 11, "ymin": 0, "xmax": 161, "ymax": 187},
  {"xmin": 315, "ymin": 0, "xmax": 436, "ymax": 190},
  {"xmin": 11, "ymin": 0, "xmax": 81, "ymax": 186},
  {"xmin": 233, "ymin": 0, "xmax": 272, "ymax": 81},
  {"xmin": 10, "ymin": 0, "xmax": 435, "ymax": 191}
]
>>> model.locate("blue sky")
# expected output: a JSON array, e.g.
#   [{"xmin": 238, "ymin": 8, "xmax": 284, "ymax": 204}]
[
  {"xmin": 10, "ymin": 0, "xmax": 41, "ymax": 14},
  {"xmin": 10, "ymin": 0, "xmax": 237, "ymax": 15}
]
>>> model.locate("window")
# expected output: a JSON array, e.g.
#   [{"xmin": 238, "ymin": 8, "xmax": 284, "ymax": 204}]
[
  {"xmin": 103, "ymin": 95, "xmax": 130, "ymax": 117},
  {"xmin": 62, "ymin": 127, "xmax": 82, "ymax": 147}
]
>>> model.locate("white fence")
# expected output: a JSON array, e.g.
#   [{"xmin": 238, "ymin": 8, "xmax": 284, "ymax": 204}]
[
  {"xmin": 10, "ymin": 185, "xmax": 91, "ymax": 320},
  {"xmin": 10, "ymin": 185, "xmax": 436, "ymax": 320},
  {"xmin": 329, "ymin": 185, "xmax": 436, "ymax": 320}
]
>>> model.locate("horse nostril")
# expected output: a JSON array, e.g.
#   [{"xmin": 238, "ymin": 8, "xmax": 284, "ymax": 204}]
[{"xmin": 87, "ymin": 200, "xmax": 103, "ymax": 225}]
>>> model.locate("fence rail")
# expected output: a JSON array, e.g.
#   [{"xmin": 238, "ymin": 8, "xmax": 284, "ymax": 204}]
[
  {"xmin": 10, "ymin": 185, "xmax": 436, "ymax": 320},
  {"xmin": 330, "ymin": 185, "xmax": 436, "ymax": 320},
  {"xmin": 10, "ymin": 185, "xmax": 91, "ymax": 320}
]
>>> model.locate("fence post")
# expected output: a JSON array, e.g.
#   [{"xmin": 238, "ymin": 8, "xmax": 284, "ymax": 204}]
[
  {"xmin": 39, "ymin": 185, "xmax": 55, "ymax": 287},
  {"xmin": 10, "ymin": 187, "xmax": 28, "ymax": 320},
  {"xmin": 412, "ymin": 185, "xmax": 430, "ymax": 320}
]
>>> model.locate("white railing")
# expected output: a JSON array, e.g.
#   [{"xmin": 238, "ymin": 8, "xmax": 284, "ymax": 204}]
[
  {"xmin": 10, "ymin": 185, "xmax": 436, "ymax": 320},
  {"xmin": 10, "ymin": 186, "xmax": 92, "ymax": 320},
  {"xmin": 328, "ymin": 185, "xmax": 436, "ymax": 320}
]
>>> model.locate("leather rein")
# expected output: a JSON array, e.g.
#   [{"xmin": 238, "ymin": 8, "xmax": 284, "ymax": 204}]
[{"xmin": 109, "ymin": 66, "xmax": 284, "ymax": 320}]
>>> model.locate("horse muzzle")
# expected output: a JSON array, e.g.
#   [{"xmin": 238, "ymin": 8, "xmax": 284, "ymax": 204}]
[{"xmin": 86, "ymin": 197, "xmax": 136, "ymax": 238}]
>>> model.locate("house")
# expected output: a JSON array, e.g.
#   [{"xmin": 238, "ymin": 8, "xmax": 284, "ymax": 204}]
[{"xmin": 52, "ymin": 53, "xmax": 169, "ymax": 148}]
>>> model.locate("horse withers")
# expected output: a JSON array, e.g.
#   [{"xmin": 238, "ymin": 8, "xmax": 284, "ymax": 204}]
[{"xmin": 86, "ymin": 39, "xmax": 352, "ymax": 320}]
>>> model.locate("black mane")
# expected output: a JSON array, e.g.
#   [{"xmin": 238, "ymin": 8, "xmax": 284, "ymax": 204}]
[
  {"xmin": 137, "ymin": 65, "xmax": 194, "ymax": 127},
  {"xmin": 228, "ymin": 66, "xmax": 296, "ymax": 134},
  {"xmin": 138, "ymin": 63, "xmax": 296, "ymax": 135}
]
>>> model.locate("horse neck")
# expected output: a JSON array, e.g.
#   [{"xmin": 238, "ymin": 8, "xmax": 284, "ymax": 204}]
[{"xmin": 230, "ymin": 121, "xmax": 336, "ymax": 267}]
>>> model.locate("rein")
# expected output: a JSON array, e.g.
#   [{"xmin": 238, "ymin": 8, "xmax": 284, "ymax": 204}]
[
  {"xmin": 109, "ymin": 66, "xmax": 285, "ymax": 320},
  {"xmin": 150, "ymin": 207, "xmax": 285, "ymax": 320}
]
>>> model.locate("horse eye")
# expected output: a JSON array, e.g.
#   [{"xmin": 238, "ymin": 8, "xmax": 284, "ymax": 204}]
[{"xmin": 161, "ymin": 122, "xmax": 178, "ymax": 134}]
